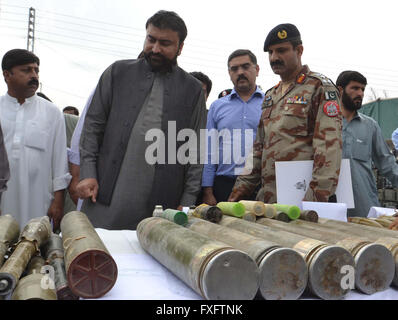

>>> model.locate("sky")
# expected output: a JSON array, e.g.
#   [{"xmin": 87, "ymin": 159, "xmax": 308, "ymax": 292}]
[{"xmin": 0, "ymin": 0, "xmax": 398, "ymax": 112}]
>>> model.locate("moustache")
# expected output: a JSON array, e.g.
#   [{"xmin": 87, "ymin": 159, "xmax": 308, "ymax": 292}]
[
  {"xmin": 270, "ymin": 60, "xmax": 284, "ymax": 67},
  {"xmin": 237, "ymin": 75, "xmax": 248, "ymax": 82},
  {"xmin": 28, "ymin": 79, "xmax": 39, "ymax": 86},
  {"xmin": 146, "ymin": 52, "xmax": 166, "ymax": 61}
]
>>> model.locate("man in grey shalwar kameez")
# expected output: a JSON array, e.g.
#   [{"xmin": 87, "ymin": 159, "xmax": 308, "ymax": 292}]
[{"xmin": 77, "ymin": 10, "xmax": 207, "ymax": 230}]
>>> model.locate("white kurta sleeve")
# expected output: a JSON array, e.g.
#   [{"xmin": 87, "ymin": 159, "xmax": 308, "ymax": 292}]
[{"xmin": 52, "ymin": 110, "xmax": 72, "ymax": 191}]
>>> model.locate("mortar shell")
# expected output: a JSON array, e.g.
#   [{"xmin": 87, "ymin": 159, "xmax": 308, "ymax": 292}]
[
  {"xmin": 239, "ymin": 201, "xmax": 265, "ymax": 216},
  {"xmin": 137, "ymin": 217, "xmax": 259, "ymax": 300},
  {"xmin": 186, "ymin": 216, "xmax": 307, "ymax": 300},
  {"xmin": 242, "ymin": 212, "xmax": 257, "ymax": 222},
  {"xmin": 11, "ymin": 273, "xmax": 57, "ymax": 300},
  {"xmin": 20, "ymin": 216, "xmax": 51, "ymax": 247},
  {"xmin": 352, "ymin": 243, "xmax": 395, "ymax": 294},
  {"xmin": 219, "ymin": 216, "xmax": 354, "ymax": 299},
  {"xmin": 299, "ymin": 210, "xmax": 318, "ymax": 223},
  {"xmin": 193, "ymin": 205, "xmax": 223, "ymax": 223},
  {"xmin": 258, "ymin": 247, "xmax": 307, "ymax": 300},
  {"xmin": 259, "ymin": 217, "xmax": 395, "ymax": 294},
  {"xmin": 0, "ymin": 215, "xmax": 20, "ymax": 267},
  {"xmin": 61, "ymin": 211, "xmax": 118, "ymax": 299},
  {"xmin": 306, "ymin": 245, "xmax": 354, "ymax": 300},
  {"xmin": 275, "ymin": 211, "xmax": 291, "ymax": 222}
]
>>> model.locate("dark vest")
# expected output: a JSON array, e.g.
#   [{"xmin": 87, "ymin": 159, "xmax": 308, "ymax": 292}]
[{"xmin": 93, "ymin": 59, "xmax": 203, "ymax": 209}]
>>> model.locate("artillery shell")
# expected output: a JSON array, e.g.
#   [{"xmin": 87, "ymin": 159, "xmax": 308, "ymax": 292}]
[
  {"xmin": 61, "ymin": 211, "xmax": 118, "ymax": 299},
  {"xmin": 137, "ymin": 217, "xmax": 259, "ymax": 300}
]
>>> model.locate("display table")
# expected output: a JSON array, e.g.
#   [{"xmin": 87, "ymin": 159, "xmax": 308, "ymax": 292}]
[{"xmin": 92, "ymin": 228, "xmax": 398, "ymax": 300}]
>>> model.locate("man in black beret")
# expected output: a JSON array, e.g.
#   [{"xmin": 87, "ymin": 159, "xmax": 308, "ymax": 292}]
[{"xmin": 230, "ymin": 24, "xmax": 343, "ymax": 207}]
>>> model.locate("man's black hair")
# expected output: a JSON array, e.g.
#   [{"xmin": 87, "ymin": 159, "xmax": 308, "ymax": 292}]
[
  {"xmin": 336, "ymin": 71, "xmax": 367, "ymax": 89},
  {"xmin": 227, "ymin": 49, "xmax": 257, "ymax": 66},
  {"xmin": 146, "ymin": 10, "xmax": 187, "ymax": 44},
  {"xmin": 63, "ymin": 106, "xmax": 80, "ymax": 116},
  {"xmin": 2, "ymin": 49, "xmax": 40, "ymax": 71},
  {"xmin": 190, "ymin": 71, "xmax": 212, "ymax": 96}
]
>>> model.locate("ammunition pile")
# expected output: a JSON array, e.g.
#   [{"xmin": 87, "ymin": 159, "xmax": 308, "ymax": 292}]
[
  {"xmin": 348, "ymin": 216, "xmax": 397, "ymax": 230},
  {"xmin": 0, "ymin": 211, "xmax": 118, "ymax": 300},
  {"xmin": 141, "ymin": 203, "xmax": 398, "ymax": 300}
]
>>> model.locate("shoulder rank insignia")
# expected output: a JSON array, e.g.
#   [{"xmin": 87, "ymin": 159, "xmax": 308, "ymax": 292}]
[
  {"xmin": 325, "ymin": 91, "xmax": 338, "ymax": 101},
  {"xmin": 287, "ymin": 96, "xmax": 307, "ymax": 105},
  {"xmin": 323, "ymin": 101, "xmax": 340, "ymax": 117},
  {"xmin": 296, "ymin": 73, "xmax": 306, "ymax": 84},
  {"xmin": 311, "ymin": 72, "xmax": 334, "ymax": 86}
]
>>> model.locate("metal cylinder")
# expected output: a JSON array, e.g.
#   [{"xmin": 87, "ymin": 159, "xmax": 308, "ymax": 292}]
[
  {"xmin": 275, "ymin": 211, "xmax": 291, "ymax": 222},
  {"xmin": 11, "ymin": 271, "xmax": 57, "ymax": 300},
  {"xmin": 60, "ymin": 211, "xmax": 118, "ymax": 299},
  {"xmin": 299, "ymin": 210, "xmax": 319, "ymax": 223},
  {"xmin": 192, "ymin": 204, "xmax": 223, "ymax": 223},
  {"xmin": 239, "ymin": 201, "xmax": 265, "ymax": 217},
  {"xmin": 152, "ymin": 205, "xmax": 164, "ymax": 217},
  {"xmin": 41, "ymin": 233, "xmax": 79, "ymax": 300},
  {"xmin": 217, "ymin": 202, "xmax": 245, "ymax": 218},
  {"xmin": 242, "ymin": 212, "xmax": 257, "ymax": 222},
  {"xmin": 0, "ymin": 215, "xmax": 20, "ymax": 268},
  {"xmin": 137, "ymin": 217, "xmax": 259, "ymax": 300},
  {"xmin": 162, "ymin": 209, "xmax": 188, "ymax": 226},
  {"xmin": 186, "ymin": 217, "xmax": 308, "ymax": 300},
  {"xmin": 0, "ymin": 216, "xmax": 51, "ymax": 297},
  {"xmin": 26, "ymin": 255, "xmax": 46, "ymax": 275},
  {"xmin": 315, "ymin": 217, "xmax": 398, "ymax": 287},
  {"xmin": 273, "ymin": 204, "xmax": 300, "ymax": 220},
  {"xmin": 218, "ymin": 215, "xmax": 354, "ymax": 300},
  {"xmin": 257, "ymin": 218, "xmax": 395, "ymax": 294}
]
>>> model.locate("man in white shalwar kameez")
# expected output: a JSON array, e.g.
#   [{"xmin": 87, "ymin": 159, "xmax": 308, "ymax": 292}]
[{"xmin": 0, "ymin": 49, "xmax": 71, "ymax": 230}]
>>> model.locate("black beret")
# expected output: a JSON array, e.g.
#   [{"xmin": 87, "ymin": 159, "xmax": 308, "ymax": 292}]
[
  {"xmin": 263, "ymin": 23, "xmax": 301, "ymax": 52},
  {"xmin": 2, "ymin": 49, "xmax": 40, "ymax": 71}
]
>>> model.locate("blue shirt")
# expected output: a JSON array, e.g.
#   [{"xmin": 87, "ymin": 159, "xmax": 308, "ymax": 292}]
[
  {"xmin": 392, "ymin": 128, "xmax": 398, "ymax": 151},
  {"xmin": 202, "ymin": 87, "xmax": 264, "ymax": 187},
  {"xmin": 343, "ymin": 113, "xmax": 398, "ymax": 217}
]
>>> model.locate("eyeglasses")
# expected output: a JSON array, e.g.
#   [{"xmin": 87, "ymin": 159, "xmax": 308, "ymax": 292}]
[{"xmin": 228, "ymin": 63, "xmax": 254, "ymax": 73}]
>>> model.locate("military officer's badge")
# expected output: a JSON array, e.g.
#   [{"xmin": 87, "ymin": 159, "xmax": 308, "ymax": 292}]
[
  {"xmin": 287, "ymin": 96, "xmax": 307, "ymax": 104},
  {"xmin": 323, "ymin": 101, "xmax": 340, "ymax": 117},
  {"xmin": 325, "ymin": 91, "xmax": 338, "ymax": 101},
  {"xmin": 277, "ymin": 30, "xmax": 287, "ymax": 39},
  {"xmin": 262, "ymin": 96, "xmax": 273, "ymax": 108}
]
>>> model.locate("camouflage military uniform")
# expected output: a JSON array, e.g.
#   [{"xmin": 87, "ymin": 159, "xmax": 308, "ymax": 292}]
[{"xmin": 231, "ymin": 65, "xmax": 342, "ymax": 203}]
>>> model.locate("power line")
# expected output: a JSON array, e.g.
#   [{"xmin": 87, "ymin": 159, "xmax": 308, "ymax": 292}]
[
  {"xmin": 0, "ymin": 10, "xmax": 27, "ymax": 16},
  {"xmin": 35, "ymin": 29, "xmax": 141, "ymax": 49},
  {"xmin": 0, "ymin": 17, "xmax": 26, "ymax": 24},
  {"xmin": 36, "ymin": 37, "xmax": 137, "ymax": 58},
  {"xmin": 0, "ymin": 3, "xmax": 28, "ymax": 10}
]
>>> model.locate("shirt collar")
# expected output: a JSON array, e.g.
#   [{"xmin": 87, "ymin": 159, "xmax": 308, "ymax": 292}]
[
  {"xmin": 229, "ymin": 86, "xmax": 264, "ymax": 101},
  {"xmin": 5, "ymin": 92, "xmax": 37, "ymax": 105}
]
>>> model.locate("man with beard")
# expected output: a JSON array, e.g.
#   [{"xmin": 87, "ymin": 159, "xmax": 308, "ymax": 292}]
[
  {"xmin": 202, "ymin": 50, "xmax": 264, "ymax": 204},
  {"xmin": 336, "ymin": 70, "xmax": 398, "ymax": 217},
  {"xmin": 0, "ymin": 49, "xmax": 71, "ymax": 230},
  {"xmin": 76, "ymin": 11, "xmax": 207, "ymax": 230},
  {"xmin": 229, "ymin": 24, "xmax": 342, "ymax": 205}
]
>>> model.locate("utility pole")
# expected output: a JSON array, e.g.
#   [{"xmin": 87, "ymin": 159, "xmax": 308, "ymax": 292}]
[{"xmin": 27, "ymin": 7, "xmax": 35, "ymax": 52}]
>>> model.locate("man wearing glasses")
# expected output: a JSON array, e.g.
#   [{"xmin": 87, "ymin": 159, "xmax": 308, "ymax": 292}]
[
  {"xmin": 229, "ymin": 24, "xmax": 342, "ymax": 205},
  {"xmin": 202, "ymin": 49, "xmax": 264, "ymax": 205}
]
